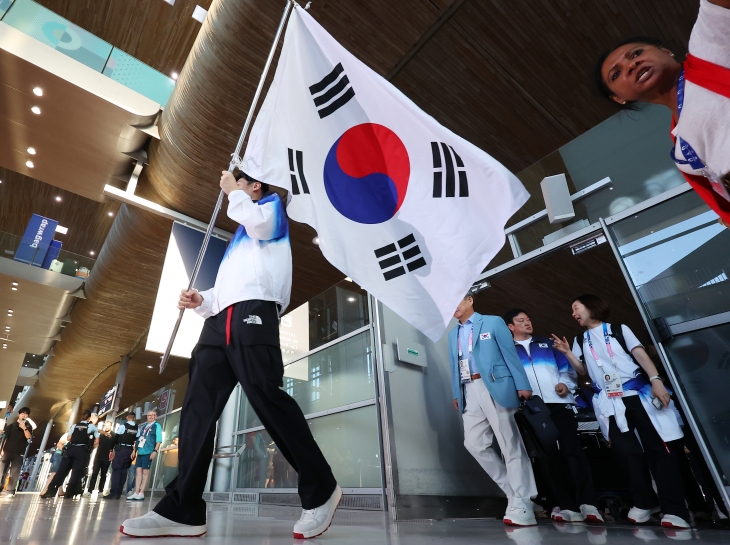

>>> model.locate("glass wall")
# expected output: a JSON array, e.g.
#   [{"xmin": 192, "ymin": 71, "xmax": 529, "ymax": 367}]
[
  {"xmin": 232, "ymin": 281, "xmax": 381, "ymax": 492},
  {"xmin": 491, "ymin": 104, "xmax": 687, "ymax": 265},
  {"xmin": 608, "ymin": 190, "xmax": 730, "ymax": 495}
]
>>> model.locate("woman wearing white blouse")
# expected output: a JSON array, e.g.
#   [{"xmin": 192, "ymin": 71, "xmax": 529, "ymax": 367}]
[{"xmin": 551, "ymin": 294, "xmax": 690, "ymax": 530}]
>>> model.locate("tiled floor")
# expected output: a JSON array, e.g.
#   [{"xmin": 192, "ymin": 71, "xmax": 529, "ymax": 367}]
[{"xmin": 1, "ymin": 492, "xmax": 729, "ymax": 544}]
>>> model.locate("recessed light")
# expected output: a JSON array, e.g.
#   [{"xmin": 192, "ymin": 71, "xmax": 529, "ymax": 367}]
[
  {"xmin": 347, "ymin": 297, "xmax": 356, "ymax": 302},
  {"xmin": 147, "ymin": 365, "xmax": 153, "ymax": 369},
  {"xmin": 11, "ymin": 287, "xmax": 17, "ymax": 291},
  {"xmin": 31, "ymin": 106, "xmax": 41, "ymax": 114},
  {"xmin": 312, "ymin": 237, "xmax": 320, "ymax": 245},
  {"xmin": 171, "ymin": 72, "xmax": 178, "ymax": 80},
  {"xmin": 27, "ymin": 147, "xmax": 36, "ymax": 155},
  {"xmin": 192, "ymin": 5, "xmax": 207, "ymax": 23},
  {"xmin": 7, "ymin": 310, "xmax": 12, "ymax": 313},
  {"xmin": 89, "ymin": 251, "xmax": 95, "ymax": 256},
  {"xmin": 26, "ymin": 160, "xmax": 34, "ymax": 168},
  {"xmin": 11, "ymin": 282, "xmax": 17, "ymax": 286},
  {"xmin": 108, "ymin": 212, "xmax": 114, "ymax": 217},
  {"xmin": 33, "ymin": 87, "xmax": 43, "ymax": 96},
  {"xmin": 55, "ymin": 196, "xmax": 62, "ymax": 202}
]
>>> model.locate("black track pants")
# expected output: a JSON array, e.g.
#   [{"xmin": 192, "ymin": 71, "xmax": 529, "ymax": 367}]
[{"xmin": 154, "ymin": 300, "xmax": 337, "ymax": 526}]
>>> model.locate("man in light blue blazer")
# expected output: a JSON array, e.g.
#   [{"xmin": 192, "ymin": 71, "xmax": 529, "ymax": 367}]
[{"xmin": 449, "ymin": 294, "xmax": 537, "ymax": 526}]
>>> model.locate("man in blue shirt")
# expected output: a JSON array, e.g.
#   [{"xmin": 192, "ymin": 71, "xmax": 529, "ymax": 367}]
[
  {"xmin": 505, "ymin": 309, "xmax": 602, "ymax": 524},
  {"xmin": 41, "ymin": 410, "xmax": 99, "ymax": 499},
  {"xmin": 128, "ymin": 410, "xmax": 162, "ymax": 501},
  {"xmin": 449, "ymin": 295, "xmax": 537, "ymax": 526}
]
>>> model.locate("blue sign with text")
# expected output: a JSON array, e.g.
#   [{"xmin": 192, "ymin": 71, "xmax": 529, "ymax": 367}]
[{"xmin": 14, "ymin": 214, "xmax": 59, "ymax": 266}]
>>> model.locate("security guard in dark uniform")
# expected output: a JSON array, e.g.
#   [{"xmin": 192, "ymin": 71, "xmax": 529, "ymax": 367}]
[
  {"xmin": 41, "ymin": 410, "xmax": 99, "ymax": 499},
  {"xmin": 107, "ymin": 412, "xmax": 138, "ymax": 500}
]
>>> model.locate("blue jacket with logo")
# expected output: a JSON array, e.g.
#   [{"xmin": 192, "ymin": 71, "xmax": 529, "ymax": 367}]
[
  {"xmin": 513, "ymin": 335, "xmax": 577, "ymax": 404},
  {"xmin": 448, "ymin": 313, "xmax": 532, "ymax": 411}
]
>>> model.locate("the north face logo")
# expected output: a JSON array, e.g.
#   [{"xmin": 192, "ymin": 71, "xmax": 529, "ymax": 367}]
[{"xmin": 243, "ymin": 315, "xmax": 263, "ymax": 325}]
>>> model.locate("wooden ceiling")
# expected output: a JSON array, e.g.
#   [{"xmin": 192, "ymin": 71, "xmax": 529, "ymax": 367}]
[{"xmin": 9, "ymin": 0, "xmax": 698, "ymax": 442}]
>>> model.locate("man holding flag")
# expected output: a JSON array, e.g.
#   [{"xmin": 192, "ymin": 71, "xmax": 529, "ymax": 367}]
[
  {"xmin": 120, "ymin": 171, "xmax": 341, "ymax": 539},
  {"xmin": 123, "ymin": 1, "xmax": 528, "ymax": 539}
]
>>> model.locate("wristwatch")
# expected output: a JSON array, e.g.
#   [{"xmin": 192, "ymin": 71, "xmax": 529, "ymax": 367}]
[{"xmin": 648, "ymin": 375, "xmax": 663, "ymax": 382}]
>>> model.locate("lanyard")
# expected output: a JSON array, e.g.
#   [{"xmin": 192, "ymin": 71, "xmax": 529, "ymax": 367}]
[
  {"xmin": 585, "ymin": 323, "xmax": 616, "ymax": 370},
  {"xmin": 458, "ymin": 324, "xmax": 473, "ymax": 359},
  {"xmin": 142, "ymin": 422, "xmax": 155, "ymax": 437},
  {"xmin": 671, "ymin": 71, "xmax": 707, "ymax": 172}
]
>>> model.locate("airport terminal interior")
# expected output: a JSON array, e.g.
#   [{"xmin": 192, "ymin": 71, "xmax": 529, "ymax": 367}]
[{"xmin": 1, "ymin": 0, "xmax": 729, "ymax": 543}]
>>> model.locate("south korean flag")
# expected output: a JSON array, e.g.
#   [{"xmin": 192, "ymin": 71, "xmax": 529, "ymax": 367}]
[{"xmin": 242, "ymin": 5, "xmax": 529, "ymax": 341}]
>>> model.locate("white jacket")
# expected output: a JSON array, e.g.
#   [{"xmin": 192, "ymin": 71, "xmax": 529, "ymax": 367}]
[{"xmin": 194, "ymin": 190, "xmax": 292, "ymax": 319}]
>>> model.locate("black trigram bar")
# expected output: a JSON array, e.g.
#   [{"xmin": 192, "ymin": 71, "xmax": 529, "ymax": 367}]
[
  {"xmin": 374, "ymin": 234, "xmax": 427, "ymax": 281},
  {"xmin": 432, "ymin": 142, "xmax": 469, "ymax": 198},
  {"xmin": 309, "ymin": 63, "xmax": 355, "ymax": 119},
  {"xmin": 288, "ymin": 148, "xmax": 310, "ymax": 195}
]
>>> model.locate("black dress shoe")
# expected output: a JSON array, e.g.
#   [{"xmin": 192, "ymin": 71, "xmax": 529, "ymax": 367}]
[{"xmin": 40, "ymin": 491, "xmax": 56, "ymax": 499}]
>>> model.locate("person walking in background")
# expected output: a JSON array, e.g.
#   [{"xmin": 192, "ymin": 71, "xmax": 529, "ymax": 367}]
[
  {"xmin": 505, "ymin": 309, "xmax": 602, "ymax": 524},
  {"xmin": 40, "ymin": 442, "xmax": 65, "ymax": 497},
  {"xmin": 84, "ymin": 420, "xmax": 115, "ymax": 497},
  {"xmin": 128, "ymin": 410, "xmax": 162, "ymax": 501},
  {"xmin": 551, "ymin": 294, "xmax": 690, "ymax": 530},
  {"xmin": 107, "ymin": 412, "xmax": 138, "ymax": 500},
  {"xmin": 41, "ymin": 410, "xmax": 98, "ymax": 499},
  {"xmin": 0, "ymin": 407, "xmax": 34, "ymax": 498},
  {"xmin": 449, "ymin": 295, "xmax": 537, "ymax": 527}
]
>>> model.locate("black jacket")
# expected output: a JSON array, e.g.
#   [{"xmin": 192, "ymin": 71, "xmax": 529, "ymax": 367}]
[{"xmin": 3, "ymin": 421, "xmax": 34, "ymax": 454}]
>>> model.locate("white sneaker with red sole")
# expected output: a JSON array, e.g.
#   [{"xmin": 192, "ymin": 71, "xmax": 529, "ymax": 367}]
[
  {"xmin": 553, "ymin": 509, "xmax": 586, "ymax": 522},
  {"xmin": 503, "ymin": 506, "xmax": 537, "ymax": 526},
  {"xmin": 628, "ymin": 505, "xmax": 661, "ymax": 524},
  {"xmin": 580, "ymin": 504, "xmax": 604, "ymax": 523},
  {"xmin": 293, "ymin": 485, "xmax": 342, "ymax": 539},
  {"xmin": 661, "ymin": 514, "xmax": 690, "ymax": 530},
  {"xmin": 120, "ymin": 511, "xmax": 206, "ymax": 538}
]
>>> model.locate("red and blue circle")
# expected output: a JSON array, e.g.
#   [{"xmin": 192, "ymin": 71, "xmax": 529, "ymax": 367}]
[{"xmin": 323, "ymin": 123, "xmax": 410, "ymax": 224}]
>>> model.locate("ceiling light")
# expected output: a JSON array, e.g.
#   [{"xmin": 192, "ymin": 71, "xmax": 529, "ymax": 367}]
[
  {"xmin": 33, "ymin": 87, "xmax": 43, "ymax": 96},
  {"xmin": 11, "ymin": 287, "xmax": 17, "ymax": 291},
  {"xmin": 147, "ymin": 365, "xmax": 153, "ymax": 369},
  {"xmin": 8, "ymin": 310, "xmax": 13, "ymax": 313},
  {"xmin": 31, "ymin": 106, "xmax": 41, "ymax": 114},
  {"xmin": 55, "ymin": 196, "xmax": 62, "ymax": 202},
  {"xmin": 192, "ymin": 5, "xmax": 207, "ymax": 23},
  {"xmin": 108, "ymin": 212, "xmax": 114, "ymax": 217},
  {"xmin": 27, "ymin": 147, "xmax": 36, "ymax": 155},
  {"xmin": 344, "ymin": 277, "xmax": 352, "ymax": 282},
  {"xmin": 312, "ymin": 237, "xmax": 320, "ymax": 245},
  {"xmin": 55, "ymin": 225, "xmax": 68, "ymax": 234},
  {"xmin": 2, "ymin": 345, "xmax": 6, "ymax": 349},
  {"xmin": 347, "ymin": 297, "xmax": 356, "ymax": 302},
  {"xmin": 89, "ymin": 251, "xmax": 95, "ymax": 256},
  {"xmin": 12, "ymin": 282, "xmax": 18, "ymax": 286},
  {"xmin": 25, "ymin": 160, "xmax": 34, "ymax": 168},
  {"xmin": 171, "ymin": 72, "xmax": 178, "ymax": 80}
]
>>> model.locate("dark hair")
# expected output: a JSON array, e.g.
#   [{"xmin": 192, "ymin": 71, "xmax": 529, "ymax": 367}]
[
  {"xmin": 503, "ymin": 309, "xmax": 528, "ymax": 326},
  {"xmin": 125, "ymin": 412, "xmax": 136, "ymax": 418},
  {"xmin": 593, "ymin": 36, "xmax": 668, "ymax": 111},
  {"xmin": 81, "ymin": 409, "xmax": 92, "ymax": 420},
  {"xmin": 18, "ymin": 406, "xmax": 30, "ymax": 415},
  {"xmin": 235, "ymin": 170, "xmax": 270, "ymax": 194},
  {"xmin": 573, "ymin": 294, "xmax": 611, "ymax": 322}
]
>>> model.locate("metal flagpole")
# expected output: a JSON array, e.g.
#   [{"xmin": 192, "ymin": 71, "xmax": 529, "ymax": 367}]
[{"xmin": 160, "ymin": 0, "xmax": 295, "ymax": 373}]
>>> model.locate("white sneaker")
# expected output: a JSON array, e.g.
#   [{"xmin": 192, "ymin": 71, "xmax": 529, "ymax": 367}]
[
  {"xmin": 553, "ymin": 509, "xmax": 586, "ymax": 522},
  {"xmin": 580, "ymin": 504, "xmax": 605, "ymax": 523},
  {"xmin": 293, "ymin": 485, "xmax": 342, "ymax": 539},
  {"xmin": 628, "ymin": 505, "xmax": 661, "ymax": 524},
  {"xmin": 120, "ymin": 511, "xmax": 206, "ymax": 538},
  {"xmin": 4, "ymin": 492, "xmax": 15, "ymax": 498},
  {"xmin": 126, "ymin": 492, "xmax": 144, "ymax": 501},
  {"xmin": 503, "ymin": 506, "xmax": 537, "ymax": 526},
  {"xmin": 660, "ymin": 514, "xmax": 690, "ymax": 530},
  {"xmin": 551, "ymin": 506, "xmax": 561, "ymax": 520}
]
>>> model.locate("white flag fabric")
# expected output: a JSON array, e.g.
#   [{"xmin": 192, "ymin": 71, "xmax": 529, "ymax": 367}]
[{"xmin": 242, "ymin": 6, "xmax": 529, "ymax": 341}]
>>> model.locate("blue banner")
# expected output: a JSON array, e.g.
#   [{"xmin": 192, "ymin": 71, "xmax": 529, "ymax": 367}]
[
  {"xmin": 40, "ymin": 239, "xmax": 62, "ymax": 269},
  {"xmin": 14, "ymin": 214, "xmax": 59, "ymax": 266}
]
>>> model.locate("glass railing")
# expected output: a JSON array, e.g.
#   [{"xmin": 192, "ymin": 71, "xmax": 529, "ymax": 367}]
[
  {"xmin": 0, "ymin": 0, "xmax": 174, "ymax": 106},
  {"xmin": 0, "ymin": 229, "xmax": 95, "ymax": 275},
  {"xmin": 487, "ymin": 104, "xmax": 688, "ymax": 268}
]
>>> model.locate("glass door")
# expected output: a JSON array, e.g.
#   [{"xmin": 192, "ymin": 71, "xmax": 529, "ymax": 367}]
[{"xmin": 606, "ymin": 190, "xmax": 730, "ymax": 510}]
